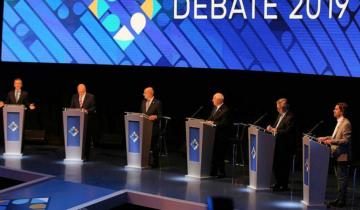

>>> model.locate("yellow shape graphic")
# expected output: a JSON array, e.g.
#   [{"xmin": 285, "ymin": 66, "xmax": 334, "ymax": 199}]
[
  {"xmin": 141, "ymin": 0, "xmax": 153, "ymax": 19},
  {"xmin": 89, "ymin": 0, "xmax": 99, "ymax": 18}
]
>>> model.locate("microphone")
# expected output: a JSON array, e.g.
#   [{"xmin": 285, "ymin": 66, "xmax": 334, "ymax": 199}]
[
  {"xmin": 307, "ymin": 120, "xmax": 324, "ymax": 135},
  {"xmin": 252, "ymin": 113, "xmax": 267, "ymax": 125},
  {"xmin": 190, "ymin": 106, "xmax": 204, "ymax": 118}
]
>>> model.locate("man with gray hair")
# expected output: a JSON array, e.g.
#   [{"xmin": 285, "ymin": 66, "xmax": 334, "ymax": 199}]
[
  {"xmin": 207, "ymin": 92, "xmax": 231, "ymax": 178},
  {"xmin": 70, "ymin": 83, "xmax": 96, "ymax": 161},
  {"xmin": 266, "ymin": 98, "xmax": 296, "ymax": 191},
  {"xmin": 141, "ymin": 87, "xmax": 162, "ymax": 168}
]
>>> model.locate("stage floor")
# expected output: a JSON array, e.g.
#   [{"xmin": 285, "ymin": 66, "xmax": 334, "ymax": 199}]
[{"xmin": 0, "ymin": 145, "xmax": 359, "ymax": 210}]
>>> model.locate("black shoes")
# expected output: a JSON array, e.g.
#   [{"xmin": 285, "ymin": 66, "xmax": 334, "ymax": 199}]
[{"xmin": 326, "ymin": 199, "xmax": 346, "ymax": 208}]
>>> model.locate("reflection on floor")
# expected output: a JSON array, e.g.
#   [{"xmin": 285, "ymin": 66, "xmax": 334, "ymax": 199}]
[{"xmin": 0, "ymin": 145, "xmax": 359, "ymax": 210}]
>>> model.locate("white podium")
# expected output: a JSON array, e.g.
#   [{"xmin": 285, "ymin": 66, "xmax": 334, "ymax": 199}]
[
  {"xmin": 248, "ymin": 125, "xmax": 275, "ymax": 190},
  {"xmin": 302, "ymin": 134, "xmax": 330, "ymax": 207},
  {"xmin": 124, "ymin": 112, "xmax": 153, "ymax": 169},
  {"xmin": 63, "ymin": 108, "xmax": 87, "ymax": 162},
  {"xmin": 2, "ymin": 105, "xmax": 25, "ymax": 157},
  {"xmin": 185, "ymin": 118, "xmax": 216, "ymax": 178}
]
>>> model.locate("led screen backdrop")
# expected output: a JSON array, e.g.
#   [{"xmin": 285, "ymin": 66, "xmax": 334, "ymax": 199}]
[{"xmin": 1, "ymin": 0, "xmax": 360, "ymax": 77}]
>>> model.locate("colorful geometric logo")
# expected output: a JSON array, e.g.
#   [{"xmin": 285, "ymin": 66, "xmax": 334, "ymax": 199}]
[
  {"xmin": 88, "ymin": 0, "xmax": 159, "ymax": 51},
  {"xmin": 0, "ymin": 197, "xmax": 50, "ymax": 210}
]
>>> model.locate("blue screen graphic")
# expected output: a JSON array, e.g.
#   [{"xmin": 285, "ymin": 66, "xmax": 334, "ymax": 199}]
[{"xmin": 1, "ymin": 0, "xmax": 360, "ymax": 77}]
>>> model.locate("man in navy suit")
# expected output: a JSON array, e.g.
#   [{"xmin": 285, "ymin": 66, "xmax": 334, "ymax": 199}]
[
  {"xmin": 70, "ymin": 84, "xmax": 96, "ymax": 161},
  {"xmin": 140, "ymin": 87, "xmax": 162, "ymax": 168},
  {"xmin": 4, "ymin": 78, "xmax": 36, "ymax": 110}
]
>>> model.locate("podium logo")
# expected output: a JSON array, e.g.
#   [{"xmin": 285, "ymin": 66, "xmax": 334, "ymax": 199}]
[
  {"xmin": 89, "ymin": 0, "xmax": 161, "ymax": 50},
  {"xmin": 68, "ymin": 126, "xmax": 79, "ymax": 137},
  {"xmin": 304, "ymin": 159, "xmax": 310, "ymax": 172},
  {"xmin": 251, "ymin": 147, "xmax": 256, "ymax": 159},
  {"xmin": 130, "ymin": 131, "xmax": 139, "ymax": 143},
  {"xmin": 8, "ymin": 121, "xmax": 18, "ymax": 132},
  {"xmin": 190, "ymin": 138, "xmax": 199, "ymax": 150}
]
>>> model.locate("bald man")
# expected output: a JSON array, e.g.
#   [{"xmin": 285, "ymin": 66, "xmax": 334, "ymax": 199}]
[
  {"xmin": 140, "ymin": 87, "xmax": 162, "ymax": 168},
  {"xmin": 266, "ymin": 98, "xmax": 296, "ymax": 192},
  {"xmin": 207, "ymin": 93, "xmax": 231, "ymax": 178},
  {"xmin": 70, "ymin": 84, "xmax": 96, "ymax": 113},
  {"xmin": 70, "ymin": 84, "xmax": 96, "ymax": 161}
]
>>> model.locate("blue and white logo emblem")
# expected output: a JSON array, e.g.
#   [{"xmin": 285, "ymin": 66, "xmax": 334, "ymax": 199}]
[
  {"xmin": 68, "ymin": 126, "xmax": 79, "ymax": 137},
  {"xmin": 191, "ymin": 138, "xmax": 199, "ymax": 150},
  {"xmin": 130, "ymin": 131, "xmax": 139, "ymax": 143},
  {"xmin": 8, "ymin": 121, "xmax": 18, "ymax": 132},
  {"xmin": 251, "ymin": 146, "xmax": 256, "ymax": 159}
]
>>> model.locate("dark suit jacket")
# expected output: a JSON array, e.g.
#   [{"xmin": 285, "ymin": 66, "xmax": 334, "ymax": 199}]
[
  {"xmin": 70, "ymin": 93, "xmax": 96, "ymax": 114},
  {"xmin": 273, "ymin": 111, "xmax": 296, "ymax": 154},
  {"xmin": 207, "ymin": 104, "xmax": 231, "ymax": 140},
  {"xmin": 140, "ymin": 98, "xmax": 162, "ymax": 133},
  {"xmin": 6, "ymin": 90, "xmax": 31, "ymax": 107}
]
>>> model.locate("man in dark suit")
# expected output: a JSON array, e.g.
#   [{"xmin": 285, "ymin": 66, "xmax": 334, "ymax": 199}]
[
  {"xmin": 5, "ymin": 78, "xmax": 36, "ymax": 110},
  {"xmin": 70, "ymin": 84, "xmax": 96, "ymax": 161},
  {"xmin": 266, "ymin": 98, "xmax": 296, "ymax": 191},
  {"xmin": 140, "ymin": 87, "xmax": 162, "ymax": 168},
  {"xmin": 207, "ymin": 93, "xmax": 231, "ymax": 178},
  {"xmin": 318, "ymin": 102, "xmax": 351, "ymax": 208},
  {"xmin": 70, "ymin": 84, "xmax": 96, "ymax": 114}
]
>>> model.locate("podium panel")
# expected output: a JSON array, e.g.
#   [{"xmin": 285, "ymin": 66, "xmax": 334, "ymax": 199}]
[
  {"xmin": 124, "ymin": 112, "xmax": 153, "ymax": 169},
  {"xmin": 302, "ymin": 135, "xmax": 330, "ymax": 207},
  {"xmin": 186, "ymin": 118, "xmax": 216, "ymax": 178},
  {"xmin": 3, "ymin": 105, "xmax": 25, "ymax": 157},
  {"xmin": 248, "ymin": 125, "xmax": 275, "ymax": 190},
  {"xmin": 63, "ymin": 108, "xmax": 87, "ymax": 162}
]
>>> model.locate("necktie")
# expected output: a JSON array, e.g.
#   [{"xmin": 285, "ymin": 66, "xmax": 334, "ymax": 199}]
[
  {"xmin": 15, "ymin": 91, "xmax": 20, "ymax": 103},
  {"xmin": 145, "ymin": 101, "xmax": 150, "ymax": 112},
  {"xmin": 79, "ymin": 96, "xmax": 83, "ymax": 108}
]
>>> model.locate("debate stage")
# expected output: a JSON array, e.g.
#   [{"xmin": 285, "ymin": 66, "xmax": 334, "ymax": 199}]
[{"xmin": 1, "ymin": 145, "xmax": 359, "ymax": 210}]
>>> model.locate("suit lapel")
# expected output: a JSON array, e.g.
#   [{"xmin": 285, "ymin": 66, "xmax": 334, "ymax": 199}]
[
  {"xmin": 82, "ymin": 94, "xmax": 88, "ymax": 108},
  {"xmin": 147, "ymin": 99, "xmax": 155, "ymax": 114},
  {"xmin": 18, "ymin": 92, "xmax": 24, "ymax": 103}
]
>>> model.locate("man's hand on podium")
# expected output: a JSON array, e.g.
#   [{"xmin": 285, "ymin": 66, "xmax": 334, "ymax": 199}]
[
  {"xmin": 205, "ymin": 120, "xmax": 214, "ymax": 124},
  {"xmin": 266, "ymin": 125, "xmax": 276, "ymax": 133},
  {"xmin": 0, "ymin": 101, "xmax": 4, "ymax": 108},
  {"xmin": 317, "ymin": 137, "xmax": 332, "ymax": 145},
  {"xmin": 148, "ymin": 115, "xmax": 158, "ymax": 121},
  {"xmin": 29, "ymin": 103, "xmax": 36, "ymax": 110}
]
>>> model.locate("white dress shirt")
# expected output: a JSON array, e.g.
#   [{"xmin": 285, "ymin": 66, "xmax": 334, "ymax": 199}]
[{"xmin": 332, "ymin": 116, "xmax": 344, "ymax": 139}]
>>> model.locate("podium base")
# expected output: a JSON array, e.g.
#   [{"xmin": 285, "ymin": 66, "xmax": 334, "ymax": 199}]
[
  {"xmin": 185, "ymin": 174, "xmax": 213, "ymax": 179},
  {"xmin": 64, "ymin": 158, "xmax": 84, "ymax": 163},
  {"xmin": 2, "ymin": 153, "xmax": 23, "ymax": 158},
  {"xmin": 247, "ymin": 185, "xmax": 270, "ymax": 191},
  {"xmin": 301, "ymin": 200, "xmax": 326, "ymax": 209},
  {"xmin": 125, "ymin": 165, "xmax": 149, "ymax": 170}
]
